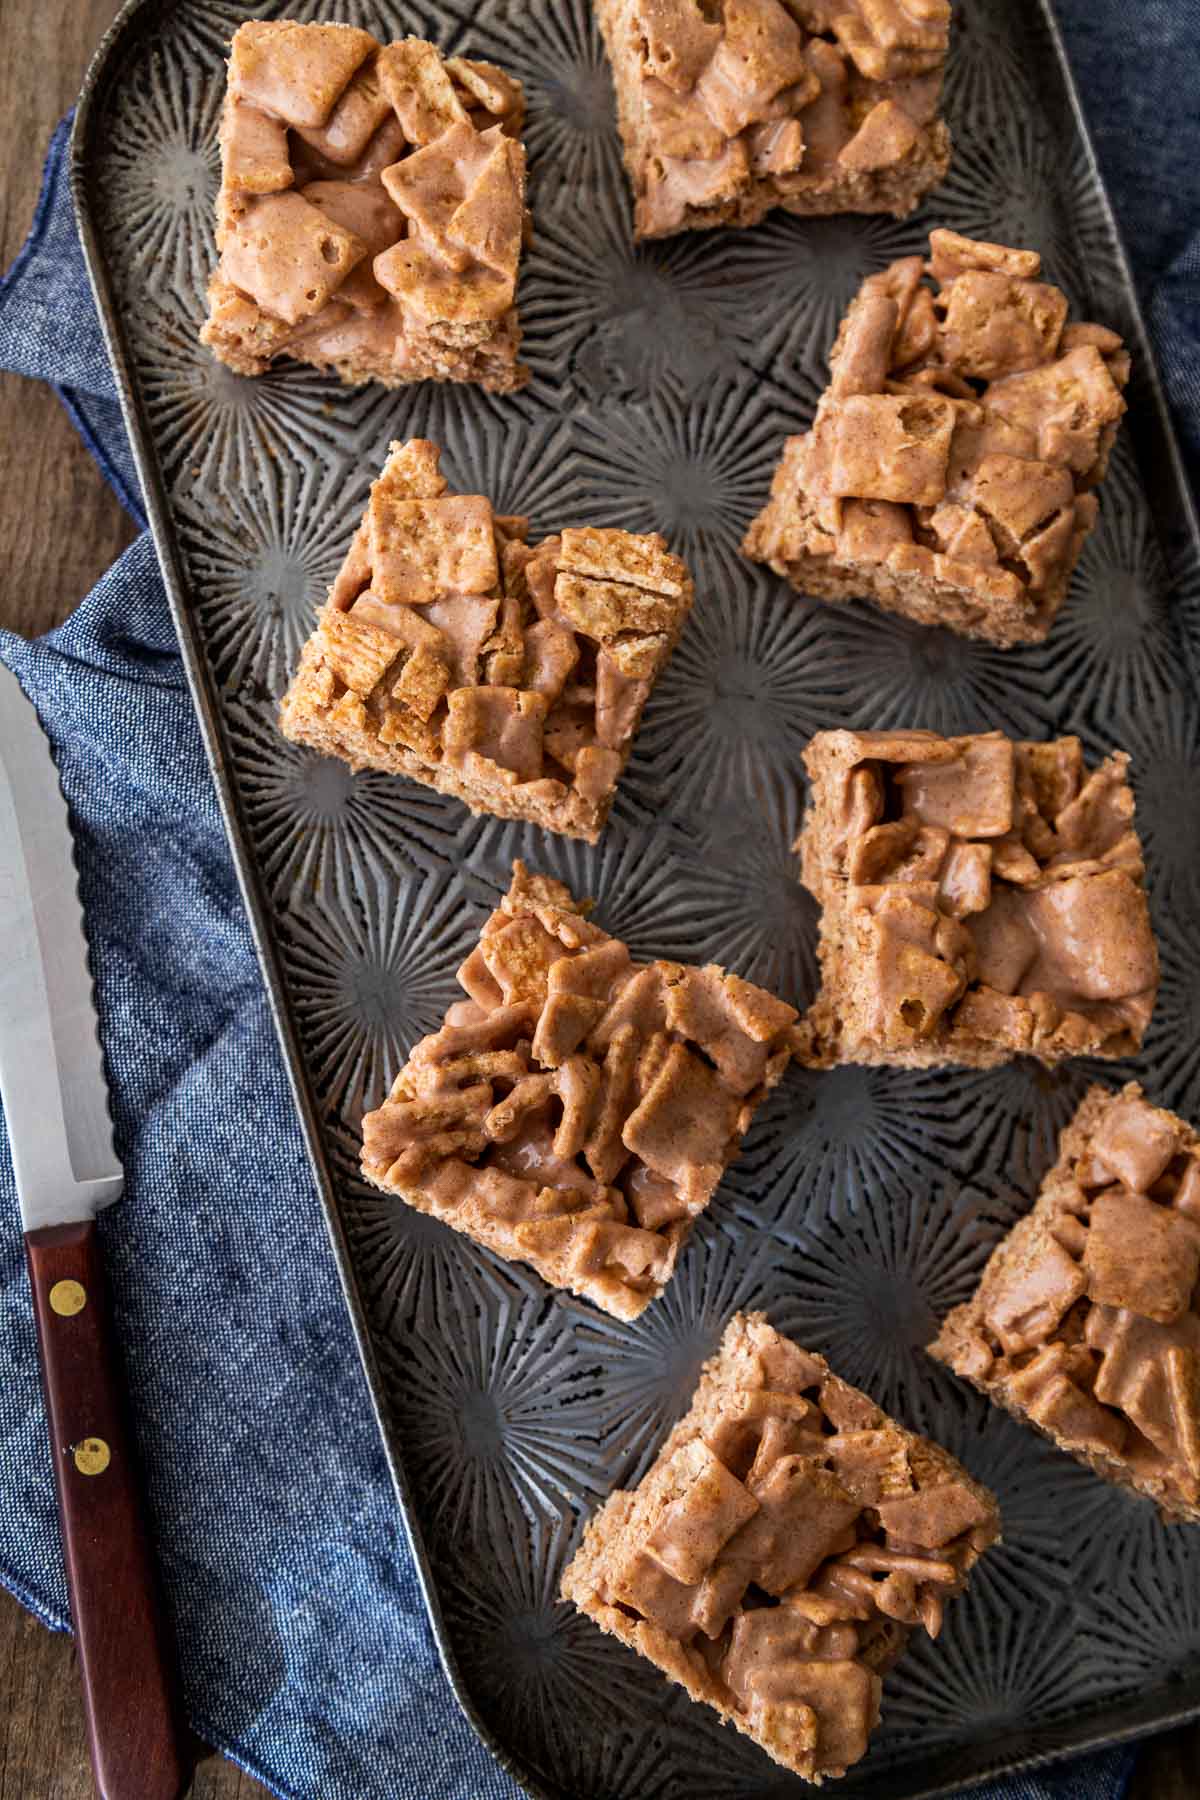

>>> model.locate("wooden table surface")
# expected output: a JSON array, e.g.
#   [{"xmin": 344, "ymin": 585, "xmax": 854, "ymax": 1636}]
[{"xmin": 0, "ymin": 2, "xmax": 1196, "ymax": 1796}]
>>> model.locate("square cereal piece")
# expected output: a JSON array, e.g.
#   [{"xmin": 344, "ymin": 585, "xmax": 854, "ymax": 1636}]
[
  {"xmin": 596, "ymin": 0, "xmax": 950, "ymax": 241},
  {"xmin": 562, "ymin": 1311, "xmax": 999, "ymax": 1781},
  {"xmin": 279, "ymin": 440, "xmax": 694, "ymax": 843},
  {"xmin": 359, "ymin": 868, "xmax": 797, "ymax": 1320},
  {"xmin": 793, "ymin": 728, "xmax": 1159, "ymax": 1068},
  {"xmin": 201, "ymin": 20, "xmax": 530, "ymax": 392},
  {"xmin": 744, "ymin": 230, "xmax": 1130, "ymax": 646},
  {"xmin": 930, "ymin": 1084, "xmax": 1200, "ymax": 1523}
]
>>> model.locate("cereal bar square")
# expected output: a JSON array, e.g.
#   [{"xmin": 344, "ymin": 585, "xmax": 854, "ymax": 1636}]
[
  {"xmin": 279, "ymin": 440, "xmax": 694, "ymax": 843},
  {"xmin": 563, "ymin": 1311, "xmax": 999, "ymax": 1780},
  {"xmin": 745, "ymin": 231, "xmax": 1129, "ymax": 646},
  {"xmin": 931, "ymin": 1084, "xmax": 1200, "ymax": 1523},
  {"xmin": 360, "ymin": 868, "xmax": 797, "ymax": 1319},
  {"xmin": 596, "ymin": 0, "xmax": 951, "ymax": 240},
  {"xmin": 202, "ymin": 21, "xmax": 529, "ymax": 391},
  {"xmin": 793, "ymin": 727, "xmax": 1158, "ymax": 1067}
]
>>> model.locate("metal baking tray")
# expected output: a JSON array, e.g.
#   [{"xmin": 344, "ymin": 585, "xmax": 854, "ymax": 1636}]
[{"xmin": 73, "ymin": 1, "xmax": 1200, "ymax": 1793}]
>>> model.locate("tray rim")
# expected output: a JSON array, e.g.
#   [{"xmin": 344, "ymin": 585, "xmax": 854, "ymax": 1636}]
[
  {"xmin": 66, "ymin": 5, "xmax": 522, "ymax": 1794},
  {"xmin": 68, "ymin": 3, "xmax": 1200, "ymax": 1796}
]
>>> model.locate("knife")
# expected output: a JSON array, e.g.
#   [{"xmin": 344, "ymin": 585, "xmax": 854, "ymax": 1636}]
[{"xmin": 0, "ymin": 660, "xmax": 187, "ymax": 1800}]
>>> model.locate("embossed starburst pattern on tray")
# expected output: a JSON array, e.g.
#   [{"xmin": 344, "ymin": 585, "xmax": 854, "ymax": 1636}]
[{"xmin": 77, "ymin": 0, "xmax": 1200, "ymax": 1793}]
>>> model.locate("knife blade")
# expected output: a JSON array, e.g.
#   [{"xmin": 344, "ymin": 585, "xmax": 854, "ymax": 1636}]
[
  {"xmin": 0, "ymin": 660, "xmax": 187, "ymax": 1800},
  {"xmin": 0, "ymin": 664, "xmax": 122, "ymax": 1229}
]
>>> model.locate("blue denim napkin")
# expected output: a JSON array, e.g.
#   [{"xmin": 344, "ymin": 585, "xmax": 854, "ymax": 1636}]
[{"xmin": 2, "ymin": 0, "xmax": 1196, "ymax": 1791}]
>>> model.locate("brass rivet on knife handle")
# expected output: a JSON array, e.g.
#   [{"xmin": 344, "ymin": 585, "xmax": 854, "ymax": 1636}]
[
  {"xmin": 72, "ymin": 1437, "xmax": 111, "ymax": 1477},
  {"xmin": 50, "ymin": 1279, "xmax": 87, "ymax": 1316}
]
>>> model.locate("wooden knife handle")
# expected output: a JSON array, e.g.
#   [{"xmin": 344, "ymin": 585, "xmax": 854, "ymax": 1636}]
[{"xmin": 25, "ymin": 1220, "xmax": 188, "ymax": 1800}]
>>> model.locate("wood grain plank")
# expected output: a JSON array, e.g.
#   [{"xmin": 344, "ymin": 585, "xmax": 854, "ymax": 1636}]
[
  {"xmin": 0, "ymin": 1589, "xmax": 264, "ymax": 1797},
  {"xmin": 0, "ymin": 0, "xmax": 137, "ymax": 640},
  {"xmin": 1127, "ymin": 1724, "xmax": 1200, "ymax": 1799}
]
